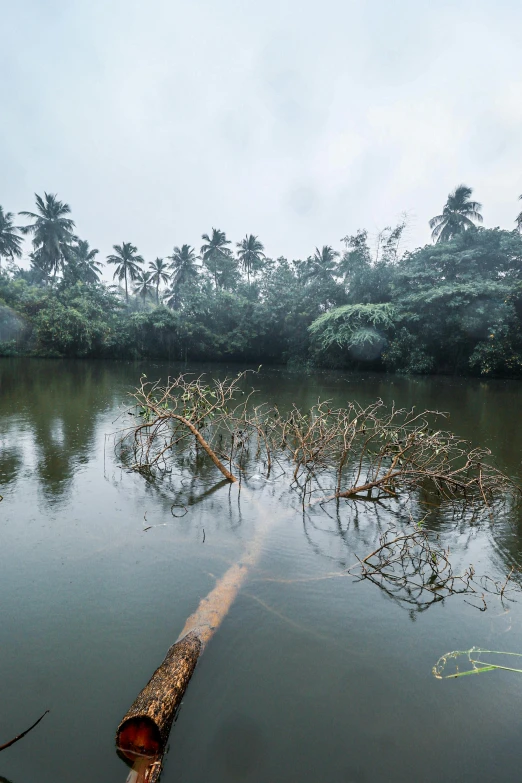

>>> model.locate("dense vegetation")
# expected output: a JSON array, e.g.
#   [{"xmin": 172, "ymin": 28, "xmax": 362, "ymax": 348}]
[{"xmin": 1, "ymin": 187, "xmax": 522, "ymax": 376}]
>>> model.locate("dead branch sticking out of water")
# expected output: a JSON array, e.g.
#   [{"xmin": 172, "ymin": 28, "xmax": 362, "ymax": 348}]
[
  {"xmin": 114, "ymin": 373, "xmax": 521, "ymax": 780},
  {"xmin": 0, "ymin": 710, "xmax": 49, "ymax": 753},
  {"xmin": 119, "ymin": 372, "xmax": 517, "ymax": 513},
  {"xmin": 117, "ymin": 373, "xmax": 519, "ymax": 618},
  {"xmin": 121, "ymin": 372, "xmax": 247, "ymax": 482}
]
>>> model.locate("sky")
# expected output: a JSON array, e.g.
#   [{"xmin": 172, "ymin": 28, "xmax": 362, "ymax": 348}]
[{"xmin": 2, "ymin": 0, "xmax": 522, "ymax": 272}]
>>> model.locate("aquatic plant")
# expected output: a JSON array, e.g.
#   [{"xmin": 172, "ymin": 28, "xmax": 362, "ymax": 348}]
[{"xmin": 433, "ymin": 647, "xmax": 522, "ymax": 679}]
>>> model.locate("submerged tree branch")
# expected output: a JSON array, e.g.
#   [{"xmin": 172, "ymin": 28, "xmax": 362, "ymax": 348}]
[{"xmin": 118, "ymin": 372, "xmax": 518, "ymax": 512}]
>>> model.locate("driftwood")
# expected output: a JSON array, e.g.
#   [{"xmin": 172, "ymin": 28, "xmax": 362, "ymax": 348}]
[
  {"xmin": 120, "ymin": 374, "xmax": 516, "ymax": 512},
  {"xmin": 117, "ymin": 632, "xmax": 201, "ymax": 759},
  {"xmin": 115, "ymin": 373, "xmax": 520, "ymax": 781},
  {"xmin": 116, "ymin": 518, "xmax": 266, "ymax": 782}
]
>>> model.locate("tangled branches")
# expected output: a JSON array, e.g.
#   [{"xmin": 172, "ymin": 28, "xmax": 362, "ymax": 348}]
[
  {"xmin": 119, "ymin": 371, "xmax": 516, "ymax": 512},
  {"xmin": 116, "ymin": 371, "xmax": 520, "ymax": 612},
  {"xmin": 348, "ymin": 518, "xmax": 518, "ymax": 613},
  {"xmin": 120, "ymin": 371, "xmax": 257, "ymax": 482}
]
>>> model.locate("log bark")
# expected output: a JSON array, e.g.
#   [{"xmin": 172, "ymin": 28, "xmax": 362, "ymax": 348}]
[
  {"xmin": 116, "ymin": 490, "xmax": 274, "ymax": 781},
  {"xmin": 115, "ymin": 558, "xmax": 254, "ymax": 781},
  {"xmin": 116, "ymin": 631, "xmax": 201, "ymax": 761}
]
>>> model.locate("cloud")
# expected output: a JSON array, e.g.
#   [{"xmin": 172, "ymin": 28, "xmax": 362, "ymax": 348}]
[{"xmin": 2, "ymin": 0, "xmax": 522, "ymax": 271}]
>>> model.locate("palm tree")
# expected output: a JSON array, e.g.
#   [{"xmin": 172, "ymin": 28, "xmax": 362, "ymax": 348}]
[
  {"xmin": 68, "ymin": 239, "xmax": 103, "ymax": 284},
  {"xmin": 167, "ymin": 245, "xmax": 199, "ymax": 309},
  {"xmin": 304, "ymin": 246, "xmax": 340, "ymax": 310},
  {"xmin": 133, "ymin": 270, "xmax": 155, "ymax": 304},
  {"xmin": 236, "ymin": 234, "xmax": 265, "ymax": 284},
  {"xmin": 516, "ymin": 195, "xmax": 522, "ymax": 232},
  {"xmin": 19, "ymin": 192, "xmax": 75, "ymax": 277},
  {"xmin": 106, "ymin": 242, "xmax": 144, "ymax": 302},
  {"xmin": 200, "ymin": 228, "xmax": 232, "ymax": 289},
  {"xmin": 306, "ymin": 246, "xmax": 340, "ymax": 283},
  {"xmin": 148, "ymin": 257, "xmax": 170, "ymax": 304},
  {"xmin": 0, "ymin": 206, "xmax": 23, "ymax": 268},
  {"xmin": 429, "ymin": 185, "xmax": 483, "ymax": 243}
]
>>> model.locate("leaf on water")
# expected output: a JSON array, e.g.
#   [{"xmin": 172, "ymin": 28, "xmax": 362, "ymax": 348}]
[{"xmin": 448, "ymin": 665, "xmax": 497, "ymax": 677}]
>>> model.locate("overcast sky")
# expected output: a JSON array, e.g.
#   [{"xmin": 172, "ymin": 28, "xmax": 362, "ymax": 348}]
[{"xmin": 3, "ymin": 0, "xmax": 522, "ymax": 270}]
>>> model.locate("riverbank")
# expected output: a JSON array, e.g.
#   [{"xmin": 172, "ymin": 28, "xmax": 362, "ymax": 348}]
[{"xmin": 2, "ymin": 225, "xmax": 522, "ymax": 377}]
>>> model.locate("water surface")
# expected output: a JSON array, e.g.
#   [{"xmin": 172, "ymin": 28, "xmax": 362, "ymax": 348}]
[{"xmin": 1, "ymin": 359, "xmax": 522, "ymax": 782}]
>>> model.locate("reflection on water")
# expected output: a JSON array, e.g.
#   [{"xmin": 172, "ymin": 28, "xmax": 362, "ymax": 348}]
[
  {"xmin": 0, "ymin": 359, "xmax": 120, "ymax": 503},
  {"xmin": 117, "ymin": 749, "xmax": 161, "ymax": 783},
  {"xmin": 1, "ymin": 358, "xmax": 522, "ymax": 783}
]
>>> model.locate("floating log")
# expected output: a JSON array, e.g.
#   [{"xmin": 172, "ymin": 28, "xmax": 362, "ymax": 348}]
[
  {"xmin": 116, "ymin": 631, "xmax": 201, "ymax": 760},
  {"xmin": 116, "ymin": 519, "xmax": 267, "ymax": 781}
]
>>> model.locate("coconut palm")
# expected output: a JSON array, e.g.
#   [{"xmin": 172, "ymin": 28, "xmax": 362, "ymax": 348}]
[
  {"xmin": 106, "ymin": 242, "xmax": 144, "ymax": 302},
  {"xmin": 67, "ymin": 239, "xmax": 103, "ymax": 284},
  {"xmin": 429, "ymin": 185, "xmax": 483, "ymax": 243},
  {"xmin": 148, "ymin": 257, "xmax": 170, "ymax": 304},
  {"xmin": 306, "ymin": 245, "xmax": 340, "ymax": 284},
  {"xmin": 236, "ymin": 234, "xmax": 265, "ymax": 284},
  {"xmin": 304, "ymin": 245, "xmax": 341, "ymax": 310},
  {"xmin": 19, "ymin": 192, "xmax": 76, "ymax": 276},
  {"xmin": 200, "ymin": 228, "xmax": 232, "ymax": 289},
  {"xmin": 0, "ymin": 206, "xmax": 23, "ymax": 268},
  {"xmin": 169, "ymin": 245, "xmax": 198, "ymax": 285},
  {"xmin": 516, "ymin": 195, "xmax": 522, "ymax": 232},
  {"xmin": 133, "ymin": 270, "xmax": 155, "ymax": 304},
  {"xmin": 167, "ymin": 245, "xmax": 199, "ymax": 309}
]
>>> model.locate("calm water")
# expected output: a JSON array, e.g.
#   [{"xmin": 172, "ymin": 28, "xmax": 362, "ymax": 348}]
[{"xmin": 1, "ymin": 358, "xmax": 522, "ymax": 783}]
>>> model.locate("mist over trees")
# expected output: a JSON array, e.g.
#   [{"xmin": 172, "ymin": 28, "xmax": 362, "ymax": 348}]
[{"xmin": 1, "ymin": 186, "xmax": 522, "ymax": 376}]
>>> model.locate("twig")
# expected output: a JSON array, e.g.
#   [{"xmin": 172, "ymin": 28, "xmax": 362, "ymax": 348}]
[{"xmin": 0, "ymin": 710, "xmax": 49, "ymax": 753}]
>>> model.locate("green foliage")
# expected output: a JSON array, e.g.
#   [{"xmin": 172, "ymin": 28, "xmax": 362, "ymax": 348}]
[
  {"xmin": 433, "ymin": 648, "xmax": 522, "ymax": 679},
  {"xmin": 106, "ymin": 242, "xmax": 144, "ymax": 302},
  {"xmin": 20, "ymin": 192, "xmax": 76, "ymax": 277},
  {"xmin": 63, "ymin": 240, "xmax": 102, "ymax": 285},
  {"xmin": 236, "ymin": 234, "xmax": 265, "ymax": 283},
  {"xmin": 148, "ymin": 258, "xmax": 170, "ymax": 304},
  {"xmin": 166, "ymin": 245, "xmax": 199, "ymax": 308},
  {"xmin": 2, "ymin": 190, "xmax": 522, "ymax": 376},
  {"xmin": 469, "ymin": 321, "xmax": 522, "ymax": 376},
  {"xmin": 32, "ymin": 284, "xmax": 119, "ymax": 357},
  {"xmin": 429, "ymin": 184, "xmax": 483, "ymax": 243},
  {"xmin": 200, "ymin": 228, "xmax": 236, "ymax": 290},
  {"xmin": 0, "ymin": 206, "xmax": 23, "ymax": 264},
  {"xmin": 382, "ymin": 328, "xmax": 435, "ymax": 374},
  {"xmin": 388, "ymin": 228, "xmax": 522, "ymax": 375},
  {"xmin": 309, "ymin": 303, "xmax": 397, "ymax": 365},
  {"xmin": 310, "ymin": 303, "xmax": 397, "ymax": 347}
]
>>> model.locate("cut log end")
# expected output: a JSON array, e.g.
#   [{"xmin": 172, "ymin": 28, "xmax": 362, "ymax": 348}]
[
  {"xmin": 116, "ymin": 630, "xmax": 202, "ymax": 758},
  {"xmin": 117, "ymin": 717, "xmax": 161, "ymax": 759}
]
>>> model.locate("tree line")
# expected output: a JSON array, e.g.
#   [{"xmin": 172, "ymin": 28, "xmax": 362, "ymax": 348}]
[{"xmin": 0, "ymin": 185, "xmax": 521, "ymax": 376}]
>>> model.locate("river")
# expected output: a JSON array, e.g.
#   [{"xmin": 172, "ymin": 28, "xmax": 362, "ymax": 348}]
[{"xmin": 1, "ymin": 358, "xmax": 522, "ymax": 782}]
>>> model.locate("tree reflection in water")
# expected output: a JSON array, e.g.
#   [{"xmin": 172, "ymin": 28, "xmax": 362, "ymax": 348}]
[
  {"xmin": 300, "ymin": 496, "xmax": 520, "ymax": 616},
  {"xmin": 0, "ymin": 358, "xmax": 120, "ymax": 503}
]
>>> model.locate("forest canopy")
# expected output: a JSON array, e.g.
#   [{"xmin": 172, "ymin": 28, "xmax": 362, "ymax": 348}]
[{"xmin": 1, "ymin": 187, "xmax": 522, "ymax": 376}]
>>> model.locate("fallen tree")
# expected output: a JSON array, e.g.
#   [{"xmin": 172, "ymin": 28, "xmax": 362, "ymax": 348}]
[
  {"xmin": 115, "ymin": 371, "xmax": 520, "ymax": 781},
  {"xmin": 116, "ymin": 501, "xmax": 270, "ymax": 782},
  {"xmin": 119, "ymin": 371, "xmax": 515, "ymax": 509}
]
